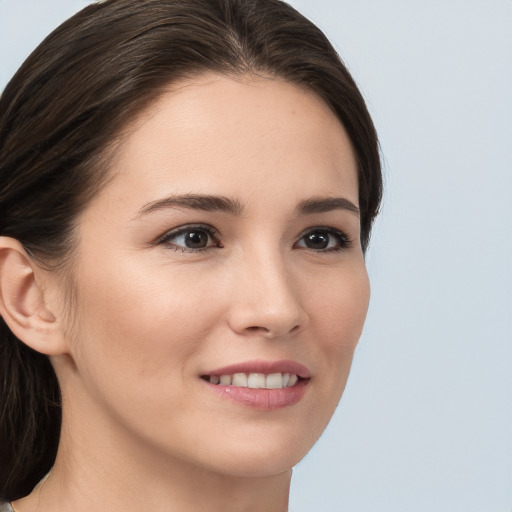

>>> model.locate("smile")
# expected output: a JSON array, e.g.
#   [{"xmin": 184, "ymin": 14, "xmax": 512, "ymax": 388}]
[
  {"xmin": 203, "ymin": 372, "xmax": 300, "ymax": 389},
  {"xmin": 201, "ymin": 360, "xmax": 310, "ymax": 410}
]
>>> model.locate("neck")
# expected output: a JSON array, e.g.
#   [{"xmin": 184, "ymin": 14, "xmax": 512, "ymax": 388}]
[
  {"xmin": 14, "ymin": 404, "xmax": 292, "ymax": 512},
  {"xmin": 28, "ymin": 463, "xmax": 291, "ymax": 512}
]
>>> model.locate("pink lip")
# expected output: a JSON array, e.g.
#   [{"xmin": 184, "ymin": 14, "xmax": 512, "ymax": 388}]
[
  {"xmin": 200, "ymin": 359, "xmax": 310, "ymax": 411},
  {"xmin": 203, "ymin": 359, "xmax": 311, "ymax": 378}
]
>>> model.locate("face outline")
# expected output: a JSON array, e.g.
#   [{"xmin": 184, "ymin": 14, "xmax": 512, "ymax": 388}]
[{"xmin": 52, "ymin": 73, "xmax": 370, "ymax": 478}]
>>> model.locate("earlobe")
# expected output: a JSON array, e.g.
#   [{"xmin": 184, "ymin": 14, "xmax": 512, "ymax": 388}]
[{"xmin": 0, "ymin": 236, "xmax": 66, "ymax": 355}]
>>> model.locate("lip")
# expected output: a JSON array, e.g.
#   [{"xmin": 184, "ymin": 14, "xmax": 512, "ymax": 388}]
[
  {"xmin": 203, "ymin": 359, "xmax": 311, "ymax": 379},
  {"xmin": 200, "ymin": 359, "xmax": 310, "ymax": 411}
]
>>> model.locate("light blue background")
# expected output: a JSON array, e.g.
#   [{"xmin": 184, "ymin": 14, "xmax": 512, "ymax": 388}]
[{"xmin": 1, "ymin": 1, "xmax": 511, "ymax": 511}]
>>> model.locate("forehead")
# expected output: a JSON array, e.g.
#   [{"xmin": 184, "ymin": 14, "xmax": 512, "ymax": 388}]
[{"xmin": 94, "ymin": 74, "xmax": 358, "ymax": 214}]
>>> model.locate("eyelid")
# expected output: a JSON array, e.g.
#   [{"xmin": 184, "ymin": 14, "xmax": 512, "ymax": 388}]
[
  {"xmin": 153, "ymin": 223, "xmax": 351, "ymax": 252},
  {"xmin": 155, "ymin": 223, "xmax": 221, "ymax": 248},
  {"xmin": 294, "ymin": 226, "xmax": 352, "ymax": 251}
]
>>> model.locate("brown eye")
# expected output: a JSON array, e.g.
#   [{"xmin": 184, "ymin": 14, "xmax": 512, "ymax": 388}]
[
  {"xmin": 303, "ymin": 231, "xmax": 330, "ymax": 249},
  {"xmin": 158, "ymin": 225, "xmax": 221, "ymax": 251},
  {"xmin": 295, "ymin": 228, "xmax": 350, "ymax": 251},
  {"xmin": 181, "ymin": 229, "xmax": 210, "ymax": 248}
]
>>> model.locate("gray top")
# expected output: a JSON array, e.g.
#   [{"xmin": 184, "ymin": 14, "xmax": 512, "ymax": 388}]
[{"xmin": 0, "ymin": 502, "xmax": 14, "ymax": 512}]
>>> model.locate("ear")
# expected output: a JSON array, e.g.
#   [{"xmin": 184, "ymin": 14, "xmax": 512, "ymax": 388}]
[{"xmin": 0, "ymin": 236, "xmax": 68, "ymax": 355}]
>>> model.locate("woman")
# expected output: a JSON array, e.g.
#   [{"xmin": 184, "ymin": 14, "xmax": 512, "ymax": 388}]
[{"xmin": 0, "ymin": 0, "xmax": 382, "ymax": 510}]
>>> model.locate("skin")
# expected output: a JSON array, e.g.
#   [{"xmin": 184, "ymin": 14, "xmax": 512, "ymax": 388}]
[{"xmin": 12, "ymin": 74, "xmax": 370, "ymax": 512}]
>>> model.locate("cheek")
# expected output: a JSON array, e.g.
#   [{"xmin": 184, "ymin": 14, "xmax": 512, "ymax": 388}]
[
  {"xmin": 67, "ymin": 259, "xmax": 222, "ymax": 385},
  {"xmin": 307, "ymin": 264, "xmax": 370, "ymax": 392},
  {"xmin": 62, "ymin": 260, "xmax": 230, "ymax": 445},
  {"xmin": 314, "ymin": 262, "xmax": 369, "ymax": 344}
]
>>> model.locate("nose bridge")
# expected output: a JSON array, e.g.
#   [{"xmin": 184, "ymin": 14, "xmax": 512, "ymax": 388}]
[{"xmin": 228, "ymin": 244, "xmax": 307, "ymax": 337}]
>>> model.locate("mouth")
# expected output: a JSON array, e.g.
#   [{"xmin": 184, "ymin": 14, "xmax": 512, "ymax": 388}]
[
  {"xmin": 200, "ymin": 360, "xmax": 310, "ymax": 410},
  {"xmin": 201, "ymin": 372, "xmax": 302, "ymax": 389}
]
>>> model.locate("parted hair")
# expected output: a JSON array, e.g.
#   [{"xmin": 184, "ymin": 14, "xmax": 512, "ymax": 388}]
[{"xmin": 0, "ymin": 0, "xmax": 382, "ymax": 501}]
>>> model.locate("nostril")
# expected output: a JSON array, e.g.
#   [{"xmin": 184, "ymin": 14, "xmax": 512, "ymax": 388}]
[
  {"xmin": 243, "ymin": 324, "xmax": 301, "ymax": 337},
  {"xmin": 246, "ymin": 326, "xmax": 268, "ymax": 332}
]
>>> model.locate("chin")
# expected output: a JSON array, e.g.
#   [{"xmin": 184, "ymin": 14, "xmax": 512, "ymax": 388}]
[
  {"xmin": 187, "ymin": 419, "xmax": 328, "ymax": 478},
  {"xmin": 205, "ymin": 449, "xmax": 304, "ymax": 479}
]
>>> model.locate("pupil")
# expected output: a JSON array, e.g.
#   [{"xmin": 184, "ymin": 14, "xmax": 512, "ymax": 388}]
[
  {"xmin": 185, "ymin": 230, "xmax": 208, "ymax": 248},
  {"xmin": 306, "ymin": 231, "xmax": 329, "ymax": 249}
]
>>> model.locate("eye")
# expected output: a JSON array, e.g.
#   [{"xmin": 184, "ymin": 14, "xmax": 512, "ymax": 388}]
[
  {"xmin": 157, "ymin": 225, "xmax": 221, "ymax": 251},
  {"xmin": 294, "ymin": 227, "xmax": 351, "ymax": 252}
]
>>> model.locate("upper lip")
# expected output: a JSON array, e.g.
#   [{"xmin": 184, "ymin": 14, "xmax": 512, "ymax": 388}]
[{"xmin": 203, "ymin": 360, "xmax": 311, "ymax": 379}]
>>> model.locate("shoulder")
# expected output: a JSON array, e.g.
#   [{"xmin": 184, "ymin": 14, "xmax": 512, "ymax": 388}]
[{"xmin": 0, "ymin": 501, "xmax": 13, "ymax": 512}]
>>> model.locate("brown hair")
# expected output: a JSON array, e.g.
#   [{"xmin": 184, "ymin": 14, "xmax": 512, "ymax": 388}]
[{"xmin": 0, "ymin": 0, "xmax": 381, "ymax": 500}]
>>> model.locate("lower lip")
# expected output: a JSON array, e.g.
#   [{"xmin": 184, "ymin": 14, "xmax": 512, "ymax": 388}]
[{"xmin": 203, "ymin": 379, "xmax": 309, "ymax": 410}]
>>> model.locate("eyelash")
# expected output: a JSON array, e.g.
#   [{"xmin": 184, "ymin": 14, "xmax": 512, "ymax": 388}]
[
  {"xmin": 294, "ymin": 227, "xmax": 352, "ymax": 252},
  {"xmin": 156, "ymin": 224, "xmax": 221, "ymax": 253},
  {"xmin": 156, "ymin": 224, "xmax": 352, "ymax": 253}
]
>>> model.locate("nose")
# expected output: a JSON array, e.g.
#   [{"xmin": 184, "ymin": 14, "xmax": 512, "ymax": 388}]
[{"xmin": 226, "ymin": 251, "xmax": 308, "ymax": 339}]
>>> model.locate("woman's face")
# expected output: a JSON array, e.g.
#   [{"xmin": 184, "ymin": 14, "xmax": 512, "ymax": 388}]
[{"xmin": 56, "ymin": 74, "xmax": 370, "ymax": 477}]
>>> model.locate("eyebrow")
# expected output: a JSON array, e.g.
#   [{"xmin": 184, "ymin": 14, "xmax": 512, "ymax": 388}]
[
  {"xmin": 138, "ymin": 194, "xmax": 244, "ymax": 217},
  {"xmin": 137, "ymin": 193, "xmax": 359, "ymax": 218},
  {"xmin": 296, "ymin": 197, "xmax": 360, "ymax": 217}
]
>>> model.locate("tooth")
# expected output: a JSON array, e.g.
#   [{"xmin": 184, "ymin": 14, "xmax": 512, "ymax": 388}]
[
  {"xmin": 212, "ymin": 372, "xmax": 299, "ymax": 389},
  {"xmin": 220, "ymin": 374, "xmax": 232, "ymax": 385},
  {"xmin": 266, "ymin": 373, "xmax": 284, "ymax": 389},
  {"xmin": 287, "ymin": 374, "xmax": 298, "ymax": 387},
  {"xmin": 247, "ymin": 373, "xmax": 266, "ymax": 389},
  {"xmin": 232, "ymin": 373, "xmax": 248, "ymax": 387}
]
